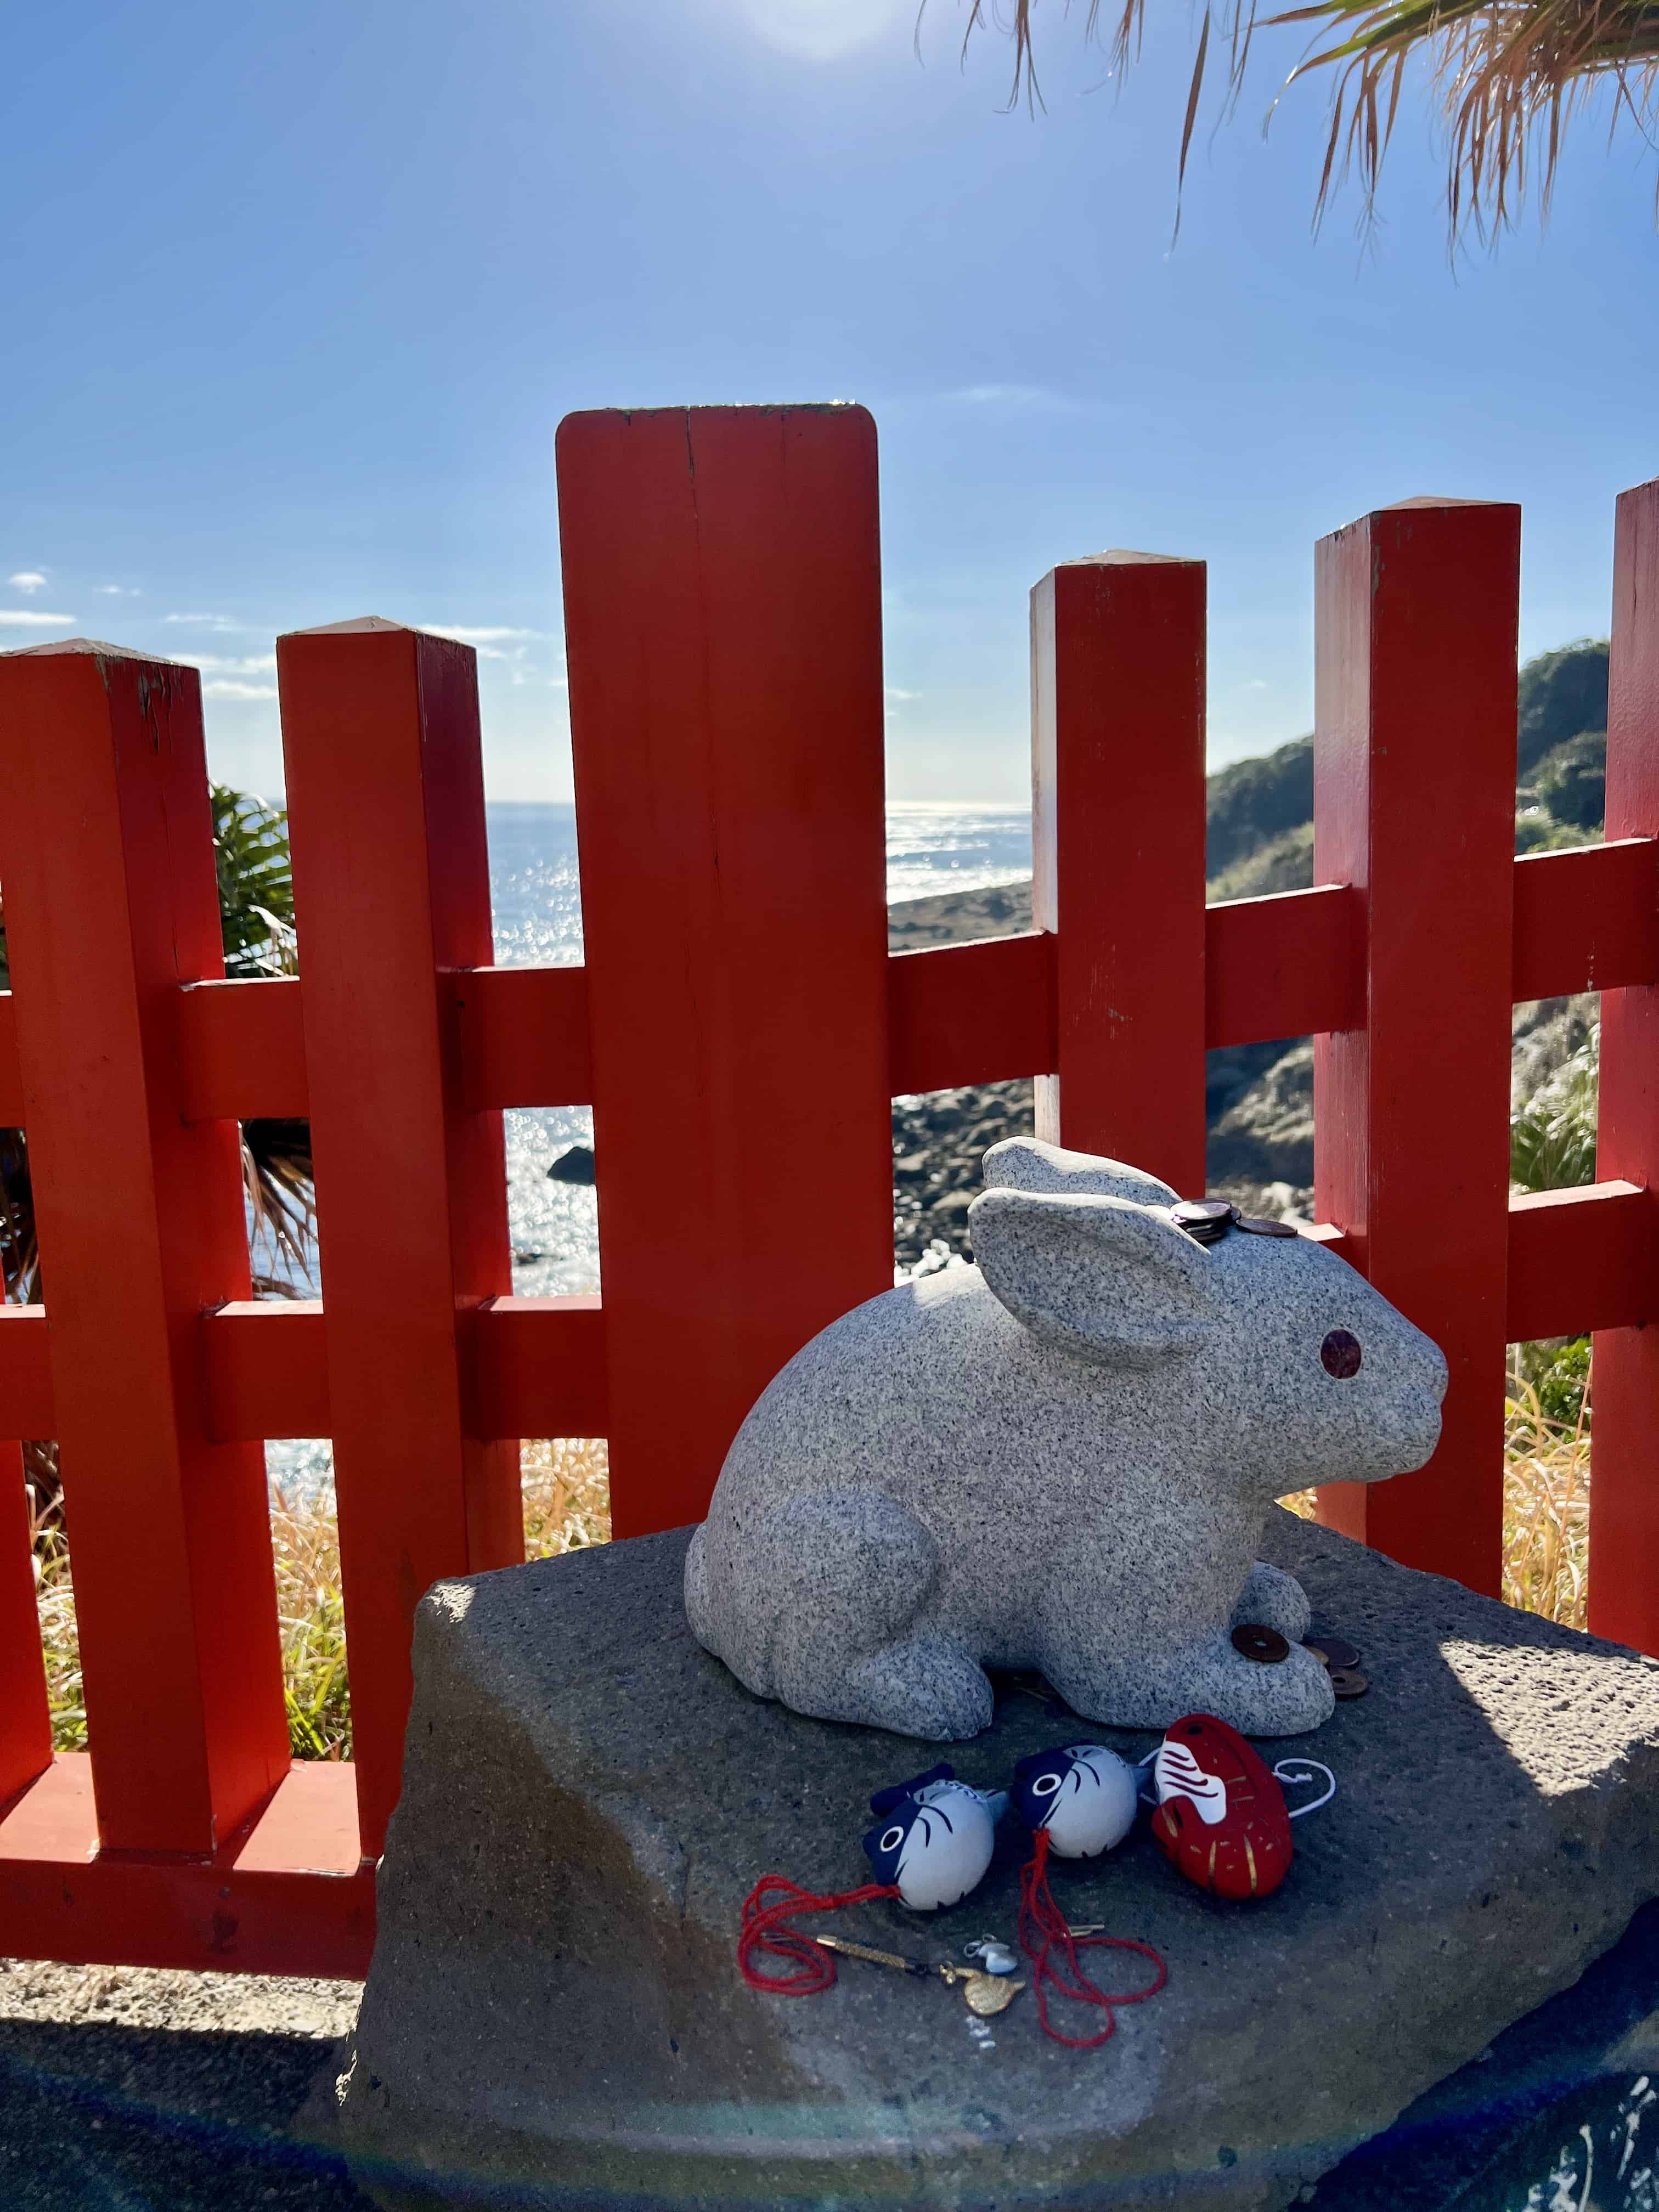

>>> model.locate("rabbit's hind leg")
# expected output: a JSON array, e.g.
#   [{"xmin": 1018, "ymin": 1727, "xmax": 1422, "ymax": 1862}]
[
  {"xmin": 763, "ymin": 1496, "xmax": 992, "ymax": 1738},
  {"xmin": 831, "ymin": 1635, "xmax": 995, "ymax": 1741},
  {"xmin": 703, "ymin": 1489, "xmax": 987, "ymax": 1735}
]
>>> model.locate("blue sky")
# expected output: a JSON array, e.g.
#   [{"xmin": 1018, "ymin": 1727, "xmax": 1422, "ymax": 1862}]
[{"xmin": 3, "ymin": 0, "xmax": 1656, "ymax": 802}]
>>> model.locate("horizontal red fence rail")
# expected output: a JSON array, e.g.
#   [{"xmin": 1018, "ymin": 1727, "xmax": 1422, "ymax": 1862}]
[
  {"xmin": 0, "ymin": 413, "xmax": 1653, "ymax": 1982},
  {"xmin": 1, "ymin": 832, "xmax": 1645, "ymax": 1130}
]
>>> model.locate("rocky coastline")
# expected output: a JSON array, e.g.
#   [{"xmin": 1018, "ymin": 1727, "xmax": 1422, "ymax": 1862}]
[{"xmin": 888, "ymin": 880, "xmax": 1592, "ymax": 1271}]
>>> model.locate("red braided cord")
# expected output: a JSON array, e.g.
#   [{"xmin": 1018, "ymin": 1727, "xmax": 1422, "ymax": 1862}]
[
  {"xmin": 1017, "ymin": 1830, "xmax": 1167, "ymax": 2049},
  {"xmin": 736, "ymin": 1875, "xmax": 902, "ymax": 1995}
]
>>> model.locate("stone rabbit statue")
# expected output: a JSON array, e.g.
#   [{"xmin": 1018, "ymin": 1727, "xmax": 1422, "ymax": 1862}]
[{"xmin": 685, "ymin": 1138, "xmax": 1447, "ymax": 1740}]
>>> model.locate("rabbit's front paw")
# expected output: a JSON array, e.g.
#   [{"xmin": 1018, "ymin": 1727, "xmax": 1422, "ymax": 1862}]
[{"xmin": 1231, "ymin": 1561, "xmax": 1312, "ymax": 1644}]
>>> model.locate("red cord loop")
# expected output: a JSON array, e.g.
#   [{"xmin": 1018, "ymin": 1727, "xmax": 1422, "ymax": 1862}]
[
  {"xmin": 736, "ymin": 1874, "xmax": 901, "ymax": 1995},
  {"xmin": 1017, "ymin": 1830, "xmax": 1167, "ymax": 2049}
]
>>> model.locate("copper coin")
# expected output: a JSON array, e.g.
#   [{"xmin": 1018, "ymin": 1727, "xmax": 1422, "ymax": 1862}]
[
  {"xmin": 1172, "ymin": 1199, "xmax": 1238, "ymax": 1245},
  {"xmin": 1305, "ymin": 1635, "xmax": 1362, "ymax": 1672},
  {"xmin": 1231, "ymin": 1622, "xmax": 1290, "ymax": 1664},
  {"xmin": 1236, "ymin": 1216, "xmax": 1300, "ymax": 1239},
  {"xmin": 1329, "ymin": 1667, "xmax": 1369, "ymax": 1699},
  {"xmin": 1321, "ymin": 1329, "xmax": 1363, "ymax": 1379}
]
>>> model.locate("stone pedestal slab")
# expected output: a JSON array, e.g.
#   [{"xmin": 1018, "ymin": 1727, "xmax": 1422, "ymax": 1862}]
[{"xmin": 335, "ymin": 1511, "xmax": 1659, "ymax": 2212}]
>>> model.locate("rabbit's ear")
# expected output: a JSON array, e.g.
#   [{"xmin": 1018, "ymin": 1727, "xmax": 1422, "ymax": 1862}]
[
  {"xmin": 982, "ymin": 1137, "xmax": 1178, "ymax": 1209},
  {"xmin": 969, "ymin": 1188, "xmax": 1222, "ymax": 1367}
]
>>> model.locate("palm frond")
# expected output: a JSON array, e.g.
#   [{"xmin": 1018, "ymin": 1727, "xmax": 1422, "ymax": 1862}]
[
  {"xmin": 946, "ymin": 0, "xmax": 1659, "ymax": 232},
  {"xmin": 211, "ymin": 785, "xmax": 298, "ymax": 978},
  {"xmin": 244, "ymin": 1116, "xmax": 318, "ymax": 1288}
]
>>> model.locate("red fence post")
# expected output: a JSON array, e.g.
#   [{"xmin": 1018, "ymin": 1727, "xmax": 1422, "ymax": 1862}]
[
  {"xmin": 556, "ymin": 406, "xmax": 893, "ymax": 1539},
  {"xmin": 0, "ymin": 641, "xmax": 289, "ymax": 1850},
  {"xmin": 0, "ymin": 1440, "xmax": 50, "ymax": 1802},
  {"xmin": 278, "ymin": 619, "xmax": 520, "ymax": 1858},
  {"xmin": 1029, "ymin": 554, "xmax": 1207, "ymax": 1196},
  {"xmin": 1592, "ymin": 476, "xmax": 1659, "ymax": 1652},
  {"xmin": 1311, "ymin": 501, "xmax": 1520, "ymax": 1583}
]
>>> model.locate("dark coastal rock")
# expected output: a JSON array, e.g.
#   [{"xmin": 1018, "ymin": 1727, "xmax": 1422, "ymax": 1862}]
[
  {"xmin": 336, "ymin": 1513, "xmax": 1659, "ymax": 2212},
  {"xmin": 886, "ymin": 880, "xmax": 1033, "ymax": 951},
  {"xmin": 545, "ymin": 1144, "xmax": 595, "ymax": 1186}
]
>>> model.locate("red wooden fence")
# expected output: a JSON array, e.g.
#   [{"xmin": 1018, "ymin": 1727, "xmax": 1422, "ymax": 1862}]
[{"xmin": 0, "ymin": 408, "xmax": 1652, "ymax": 1980}]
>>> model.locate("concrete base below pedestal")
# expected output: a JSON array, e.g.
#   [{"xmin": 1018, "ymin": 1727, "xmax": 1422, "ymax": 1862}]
[{"xmin": 334, "ymin": 1510, "xmax": 1659, "ymax": 2212}]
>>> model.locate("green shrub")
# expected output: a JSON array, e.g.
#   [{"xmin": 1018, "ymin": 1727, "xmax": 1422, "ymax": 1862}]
[{"xmin": 1511, "ymin": 1033, "xmax": 1599, "ymax": 1194}]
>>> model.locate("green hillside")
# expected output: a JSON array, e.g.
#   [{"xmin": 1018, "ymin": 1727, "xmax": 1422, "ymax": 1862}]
[{"xmin": 1206, "ymin": 639, "xmax": 1610, "ymax": 900}]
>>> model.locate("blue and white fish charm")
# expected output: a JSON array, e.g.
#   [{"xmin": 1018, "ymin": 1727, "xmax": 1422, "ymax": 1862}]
[
  {"xmin": 1012, "ymin": 1743, "xmax": 1139, "ymax": 1859},
  {"xmin": 861, "ymin": 1764, "xmax": 1008, "ymax": 1911}
]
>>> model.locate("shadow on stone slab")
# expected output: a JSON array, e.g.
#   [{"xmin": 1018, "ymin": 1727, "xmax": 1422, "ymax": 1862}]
[
  {"xmin": 0, "ymin": 2016, "xmax": 368, "ymax": 2210},
  {"xmin": 1310, "ymin": 1894, "xmax": 1659, "ymax": 2212},
  {"xmin": 336, "ymin": 1510, "xmax": 1659, "ymax": 2212}
]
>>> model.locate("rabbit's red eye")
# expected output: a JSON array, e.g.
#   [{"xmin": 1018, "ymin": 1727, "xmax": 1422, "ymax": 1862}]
[{"xmin": 1321, "ymin": 1330, "xmax": 1362, "ymax": 1379}]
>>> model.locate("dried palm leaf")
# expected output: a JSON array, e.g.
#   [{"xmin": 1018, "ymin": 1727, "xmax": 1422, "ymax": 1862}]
[{"xmin": 947, "ymin": 0, "xmax": 1659, "ymax": 232}]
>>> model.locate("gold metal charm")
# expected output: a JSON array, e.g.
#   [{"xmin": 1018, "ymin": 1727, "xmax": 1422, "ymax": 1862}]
[
  {"xmin": 814, "ymin": 1937, "xmax": 1024, "ymax": 2016},
  {"xmin": 939, "ymin": 1963, "xmax": 1024, "ymax": 2016}
]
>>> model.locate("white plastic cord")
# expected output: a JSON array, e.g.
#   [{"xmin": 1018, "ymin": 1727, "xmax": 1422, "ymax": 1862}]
[
  {"xmin": 1135, "ymin": 1747, "xmax": 1336, "ymax": 1818},
  {"xmin": 1271, "ymin": 1758, "xmax": 1337, "ymax": 1818}
]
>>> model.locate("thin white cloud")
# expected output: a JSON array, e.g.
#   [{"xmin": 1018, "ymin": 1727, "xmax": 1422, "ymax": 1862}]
[
  {"xmin": 193, "ymin": 653, "xmax": 278, "ymax": 676},
  {"xmin": 0, "ymin": 609, "xmax": 75, "ymax": 628},
  {"xmin": 943, "ymin": 383, "xmax": 1077, "ymax": 413},
  {"xmin": 165, "ymin": 612, "xmax": 246, "ymax": 633},
  {"xmin": 98, "ymin": 583, "xmax": 142, "ymax": 597},
  {"xmin": 423, "ymin": 624, "xmax": 549, "ymax": 644},
  {"xmin": 885, "ymin": 686, "xmax": 921, "ymax": 702},
  {"xmin": 202, "ymin": 679, "xmax": 278, "ymax": 701},
  {"xmin": 8, "ymin": 572, "xmax": 46, "ymax": 595}
]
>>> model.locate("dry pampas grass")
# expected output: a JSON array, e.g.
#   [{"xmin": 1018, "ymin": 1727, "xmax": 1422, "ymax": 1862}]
[
  {"xmin": 32, "ymin": 1440, "xmax": 612, "ymax": 1766},
  {"xmin": 32, "ymin": 1409, "xmax": 1595, "ymax": 1763}
]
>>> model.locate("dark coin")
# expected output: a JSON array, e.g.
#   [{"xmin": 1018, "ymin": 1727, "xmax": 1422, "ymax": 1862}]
[
  {"xmin": 1172, "ymin": 1199, "xmax": 1238, "ymax": 1245},
  {"xmin": 1304, "ymin": 1634, "xmax": 1362, "ymax": 1672},
  {"xmin": 1236, "ymin": 1216, "xmax": 1300, "ymax": 1239},
  {"xmin": 1231, "ymin": 1622, "xmax": 1290, "ymax": 1664},
  {"xmin": 1321, "ymin": 1328, "xmax": 1363, "ymax": 1379},
  {"xmin": 1329, "ymin": 1668, "xmax": 1369, "ymax": 1699}
]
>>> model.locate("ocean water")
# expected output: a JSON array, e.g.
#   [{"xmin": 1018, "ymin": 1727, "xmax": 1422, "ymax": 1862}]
[{"xmin": 265, "ymin": 801, "xmax": 1030, "ymax": 1494}]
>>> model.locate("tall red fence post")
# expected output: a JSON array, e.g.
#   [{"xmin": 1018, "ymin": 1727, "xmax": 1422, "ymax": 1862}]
[
  {"xmin": 557, "ymin": 406, "xmax": 893, "ymax": 1538},
  {"xmin": 0, "ymin": 641, "xmax": 288, "ymax": 1850},
  {"xmin": 1311, "ymin": 502, "xmax": 1519, "ymax": 1582},
  {"xmin": 0, "ymin": 1440, "xmax": 51, "ymax": 1801},
  {"xmin": 1029, "ymin": 555, "xmax": 1207, "ymax": 1195},
  {"xmin": 1592, "ymin": 476, "xmax": 1659, "ymax": 1651},
  {"xmin": 278, "ymin": 620, "xmax": 520, "ymax": 1858}
]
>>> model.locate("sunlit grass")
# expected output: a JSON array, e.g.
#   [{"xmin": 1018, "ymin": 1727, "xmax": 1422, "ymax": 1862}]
[
  {"xmin": 35, "ymin": 1440, "xmax": 612, "ymax": 1762},
  {"xmin": 1283, "ymin": 1357, "xmax": 1590, "ymax": 1632},
  {"xmin": 32, "ymin": 1402, "xmax": 1594, "ymax": 1762},
  {"xmin": 1500, "ymin": 1374, "xmax": 1589, "ymax": 1632}
]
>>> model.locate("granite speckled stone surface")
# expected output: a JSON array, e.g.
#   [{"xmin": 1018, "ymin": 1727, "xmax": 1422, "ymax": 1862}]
[
  {"xmin": 686, "ymin": 1139, "xmax": 1448, "ymax": 1740},
  {"xmin": 336, "ymin": 1511, "xmax": 1659, "ymax": 2212}
]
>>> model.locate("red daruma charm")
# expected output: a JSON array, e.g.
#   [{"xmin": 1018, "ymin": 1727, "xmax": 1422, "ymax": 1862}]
[{"xmin": 1150, "ymin": 1714, "xmax": 1293, "ymax": 1900}]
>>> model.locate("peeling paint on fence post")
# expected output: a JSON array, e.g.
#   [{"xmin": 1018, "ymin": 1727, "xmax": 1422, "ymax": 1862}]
[
  {"xmin": 0, "ymin": 640, "xmax": 289, "ymax": 1852},
  {"xmin": 1591, "ymin": 476, "xmax": 1659, "ymax": 1654},
  {"xmin": 278, "ymin": 619, "xmax": 520, "ymax": 1860},
  {"xmin": 557, "ymin": 406, "xmax": 893, "ymax": 1538},
  {"xmin": 1311, "ymin": 500, "xmax": 1519, "ymax": 1587},
  {"xmin": 1029, "ymin": 552, "xmax": 1207, "ymax": 1197}
]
